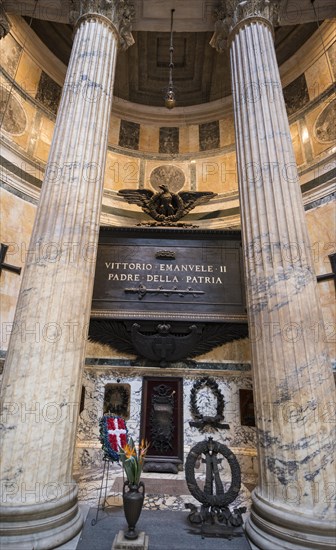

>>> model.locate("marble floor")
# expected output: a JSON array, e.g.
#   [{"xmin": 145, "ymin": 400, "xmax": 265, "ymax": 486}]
[
  {"xmin": 74, "ymin": 463, "xmax": 256, "ymax": 513},
  {"xmin": 54, "ymin": 470, "xmax": 256, "ymax": 550},
  {"xmin": 55, "ymin": 465, "xmax": 256, "ymax": 548}
]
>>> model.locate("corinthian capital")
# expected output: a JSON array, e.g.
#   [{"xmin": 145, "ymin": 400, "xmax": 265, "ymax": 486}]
[
  {"xmin": 210, "ymin": 0, "xmax": 280, "ymax": 52},
  {"xmin": 0, "ymin": 1, "xmax": 11, "ymax": 39},
  {"xmin": 72, "ymin": 0, "xmax": 134, "ymax": 50}
]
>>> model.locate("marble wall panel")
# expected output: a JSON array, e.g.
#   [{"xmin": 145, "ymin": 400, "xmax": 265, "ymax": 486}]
[
  {"xmin": 108, "ymin": 114, "xmax": 121, "ymax": 146},
  {"xmin": 119, "ymin": 119, "xmax": 140, "ymax": 150},
  {"xmin": 305, "ymin": 53, "xmax": 334, "ymax": 101},
  {"xmin": 306, "ymin": 201, "xmax": 336, "ymax": 361},
  {"xmin": 139, "ymin": 125, "xmax": 159, "ymax": 153},
  {"xmin": 196, "ymin": 337, "xmax": 251, "ymax": 363},
  {"xmin": 0, "ymin": 34, "xmax": 22, "ymax": 78},
  {"xmin": 179, "ymin": 125, "xmax": 199, "ymax": 153},
  {"xmin": 74, "ymin": 368, "xmax": 257, "ymax": 480},
  {"xmin": 219, "ymin": 115, "xmax": 235, "ymax": 148},
  {"xmin": 289, "ymin": 121, "xmax": 305, "ymax": 167},
  {"xmin": 327, "ymin": 42, "xmax": 336, "ymax": 80},
  {"xmin": 104, "ymin": 151, "xmax": 140, "ymax": 191},
  {"xmin": 35, "ymin": 71, "xmax": 62, "ymax": 115},
  {"xmin": 0, "ymin": 189, "xmax": 36, "ymax": 351},
  {"xmin": 15, "ymin": 50, "xmax": 42, "ymax": 98},
  {"xmin": 283, "ymin": 73, "xmax": 309, "ymax": 116},
  {"xmin": 199, "ymin": 121, "xmax": 220, "ymax": 151},
  {"xmin": 34, "ymin": 115, "xmax": 54, "ymax": 162},
  {"xmin": 196, "ymin": 152, "xmax": 238, "ymax": 194}
]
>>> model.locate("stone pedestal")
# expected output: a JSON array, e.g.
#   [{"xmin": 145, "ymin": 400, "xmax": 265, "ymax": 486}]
[
  {"xmin": 0, "ymin": 3, "xmax": 133, "ymax": 549},
  {"xmin": 112, "ymin": 530, "xmax": 149, "ymax": 550},
  {"xmin": 211, "ymin": 2, "xmax": 335, "ymax": 549}
]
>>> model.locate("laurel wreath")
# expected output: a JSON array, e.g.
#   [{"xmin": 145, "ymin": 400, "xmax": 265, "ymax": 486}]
[{"xmin": 190, "ymin": 377, "xmax": 225, "ymax": 425}]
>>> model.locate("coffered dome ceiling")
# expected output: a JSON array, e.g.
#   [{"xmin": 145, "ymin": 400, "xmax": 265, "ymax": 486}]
[{"xmin": 28, "ymin": 19, "xmax": 318, "ymax": 107}]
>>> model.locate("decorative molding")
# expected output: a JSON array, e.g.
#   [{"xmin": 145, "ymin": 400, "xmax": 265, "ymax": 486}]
[
  {"xmin": 210, "ymin": 0, "xmax": 280, "ymax": 53},
  {"xmin": 189, "ymin": 377, "xmax": 230, "ymax": 431},
  {"xmin": 72, "ymin": 0, "xmax": 135, "ymax": 50}
]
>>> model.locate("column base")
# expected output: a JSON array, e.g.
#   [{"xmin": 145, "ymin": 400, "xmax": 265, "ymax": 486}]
[
  {"xmin": 245, "ymin": 491, "xmax": 336, "ymax": 550},
  {"xmin": 0, "ymin": 486, "xmax": 83, "ymax": 549}
]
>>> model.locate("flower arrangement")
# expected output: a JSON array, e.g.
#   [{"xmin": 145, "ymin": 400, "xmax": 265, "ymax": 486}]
[
  {"xmin": 98, "ymin": 415, "xmax": 149, "ymax": 486},
  {"xmin": 99, "ymin": 415, "xmax": 128, "ymax": 462},
  {"xmin": 119, "ymin": 437, "xmax": 149, "ymax": 486}
]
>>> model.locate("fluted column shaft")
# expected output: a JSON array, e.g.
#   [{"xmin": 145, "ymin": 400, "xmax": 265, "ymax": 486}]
[
  {"xmin": 227, "ymin": 10, "xmax": 335, "ymax": 550},
  {"xmin": 0, "ymin": 8, "xmax": 130, "ymax": 549}
]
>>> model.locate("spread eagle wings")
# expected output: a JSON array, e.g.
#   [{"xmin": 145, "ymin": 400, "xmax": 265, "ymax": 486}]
[
  {"xmin": 178, "ymin": 191, "xmax": 217, "ymax": 214},
  {"xmin": 118, "ymin": 188, "xmax": 154, "ymax": 208},
  {"xmin": 118, "ymin": 188, "xmax": 217, "ymax": 221}
]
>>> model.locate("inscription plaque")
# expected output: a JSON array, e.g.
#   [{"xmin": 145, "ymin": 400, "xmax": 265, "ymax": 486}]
[{"xmin": 91, "ymin": 227, "xmax": 246, "ymax": 323}]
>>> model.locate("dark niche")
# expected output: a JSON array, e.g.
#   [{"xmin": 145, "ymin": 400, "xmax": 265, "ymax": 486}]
[
  {"xmin": 140, "ymin": 377, "xmax": 183, "ymax": 473},
  {"xmin": 103, "ymin": 383, "xmax": 130, "ymax": 419},
  {"xmin": 199, "ymin": 121, "xmax": 220, "ymax": 151},
  {"xmin": 239, "ymin": 389, "xmax": 255, "ymax": 427},
  {"xmin": 119, "ymin": 119, "xmax": 140, "ymax": 150}
]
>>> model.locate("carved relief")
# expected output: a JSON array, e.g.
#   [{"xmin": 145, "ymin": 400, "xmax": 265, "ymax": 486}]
[
  {"xmin": 314, "ymin": 99, "xmax": 336, "ymax": 143},
  {"xmin": 74, "ymin": 0, "xmax": 135, "ymax": 50},
  {"xmin": 103, "ymin": 383, "xmax": 130, "ymax": 419},
  {"xmin": 0, "ymin": 86, "xmax": 27, "ymax": 135},
  {"xmin": 210, "ymin": 0, "xmax": 280, "ymax": 52},
  {"xmin": 118, "ymin": 185, "xmax": 216, "ymax": 223},
  {"xmin": 149, "ymin": 384, "xmax": 175, "ymax": 453},
  {"xmin": 150, "ymin": 165, "xmax": 185, "ymax": 193}
]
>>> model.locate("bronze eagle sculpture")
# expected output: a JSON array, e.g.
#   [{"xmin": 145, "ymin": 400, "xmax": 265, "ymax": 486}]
[{"xmin": 118, "ymin": 184, "xmax": 217, "ymax": 223}]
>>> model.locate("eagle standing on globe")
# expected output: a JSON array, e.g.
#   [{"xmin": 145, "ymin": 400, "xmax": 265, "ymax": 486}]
[{"xmin": 118, "ymin": 184, "xmax": 217, "ymax": 223}]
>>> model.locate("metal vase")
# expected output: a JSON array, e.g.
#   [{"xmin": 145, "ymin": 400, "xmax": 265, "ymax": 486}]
[{"xmin": 122, "ymin": 481, "xmax": 145, "ymax": 540}]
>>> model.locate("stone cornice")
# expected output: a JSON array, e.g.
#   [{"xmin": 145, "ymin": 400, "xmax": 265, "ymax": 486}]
[
  {"xmin": 71, "ymin": 0, "xmax": 135, "ymax": 50},
  {"xmin": 210, "ymin": 0, "xmax": 280, "ymax": 52}
]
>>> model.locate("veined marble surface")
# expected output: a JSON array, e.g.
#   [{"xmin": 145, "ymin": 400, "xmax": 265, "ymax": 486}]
[{"xmin": 74, "ymin": 366, "xmax": 258, "ymax": 515}]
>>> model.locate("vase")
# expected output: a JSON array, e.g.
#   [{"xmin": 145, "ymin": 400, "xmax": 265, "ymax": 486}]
[{"xmin": 122, "ymin": 480, "xmax": 145, "ymax": 540}]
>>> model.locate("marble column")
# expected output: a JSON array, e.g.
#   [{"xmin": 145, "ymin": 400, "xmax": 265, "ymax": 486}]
[
  {"xmin": 211, "ymin": 2, "xmax": 335, "ymax": 549},
  {"xmin": 0, "ymin": 2, "xmax": 133, "ymax": 548}
]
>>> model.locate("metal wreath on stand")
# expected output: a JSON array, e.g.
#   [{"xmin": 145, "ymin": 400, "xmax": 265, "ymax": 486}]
[{"xmin": 189, "ymin": 377, "xmax": 230, "ymax": 430}]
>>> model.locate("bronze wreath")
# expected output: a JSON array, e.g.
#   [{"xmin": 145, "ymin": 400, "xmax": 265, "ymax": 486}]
[
  {"xmin": 185, "ymin": 439, "xmax": 241, "ymax": 507},
  {"xmin": 189, "ymin": 377, "xmax": 229, "ymax": 430},
  {"xmin": 104, "ymin": 385, "xmax": 129, "ymax": 417}
]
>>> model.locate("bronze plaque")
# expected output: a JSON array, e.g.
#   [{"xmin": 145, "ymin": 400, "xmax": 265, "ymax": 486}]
[{"xmin": 91, "ymin": 227, "xmax": 246, "ymax": 323}]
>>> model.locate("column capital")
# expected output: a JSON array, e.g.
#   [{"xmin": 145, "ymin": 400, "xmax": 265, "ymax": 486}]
[
  {"xmin": 71, "ymin": 0, "xmax": 134, "ymax": 50},
  {"xmin": 210, "ymin": 0, "xmax": 280, "ymax": 53},
  {"xmin": 0, "ymin": 1, "xmax": 11, "ymax": 39}
]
